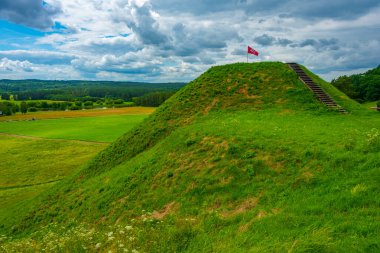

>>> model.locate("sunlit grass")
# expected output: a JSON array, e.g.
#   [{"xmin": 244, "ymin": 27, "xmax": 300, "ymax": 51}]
[{"xmin": 1, "ymin": 63, "xmax": 379, "ymax": 252}]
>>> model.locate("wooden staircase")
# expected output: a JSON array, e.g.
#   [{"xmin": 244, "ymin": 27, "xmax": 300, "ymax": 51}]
[{"xmin": 288, "ymin": 63, "xmax": 347, "ymax": 113}]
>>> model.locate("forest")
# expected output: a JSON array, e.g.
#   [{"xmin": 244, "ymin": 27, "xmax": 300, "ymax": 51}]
[
  {"xmin": 0, "ymin": 80, "xmax": 185, "ymax": 115},
  {"xmin": 331, "ymin": 65, "xmax": 380, "ymax": 103}
]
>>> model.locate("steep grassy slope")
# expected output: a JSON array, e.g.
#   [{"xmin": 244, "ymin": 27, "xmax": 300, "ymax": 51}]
[{"xmin": 1, "ymin": 62, "xmax": 379, "ymax": 252}]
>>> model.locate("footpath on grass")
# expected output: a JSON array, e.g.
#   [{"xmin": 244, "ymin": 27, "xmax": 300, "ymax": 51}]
[
  {"xmin": 0, "ymin": 179, "xmax": 63, "ymax": 191},
  {"xmin": 0, "ymin": 132, "xmax": 111, "ymax": 144}
]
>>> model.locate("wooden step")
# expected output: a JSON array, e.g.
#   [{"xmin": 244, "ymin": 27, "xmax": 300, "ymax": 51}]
[{"xmin": 287, "ymin": 63, "xmax": 347, "ymax": 114}]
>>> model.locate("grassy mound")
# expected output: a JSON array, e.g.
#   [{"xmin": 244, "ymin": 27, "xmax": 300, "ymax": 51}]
[{"xmin": 1, "ymin": 62, "xmax": 379, "ymax": 252}]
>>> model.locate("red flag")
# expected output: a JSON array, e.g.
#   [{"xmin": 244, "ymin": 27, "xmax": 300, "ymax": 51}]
[{"xmin": 248, "ymin": 46, "xmax": 259, "ymax": 56}]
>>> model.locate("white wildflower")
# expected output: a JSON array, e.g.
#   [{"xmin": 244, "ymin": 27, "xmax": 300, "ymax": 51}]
[
  {"xmin": 119, "ymin": 243, "xmax": 125, "ymax": 248},
  {"xmin": 107, "ymin": 232, "xmax": 114, "ymax": 237},
  {"xmin": 95, "ymin": 243, "xmax": 101, "ymax": 249},
  {"xmin": 125, "ymin": 225, "xmax": 133, "ymax": 231}
]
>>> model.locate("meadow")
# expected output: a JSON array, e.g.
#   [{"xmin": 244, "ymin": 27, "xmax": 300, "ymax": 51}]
[
  {"xmin": 0, "ymin": 107, "xmax": 154, "ymax": 142},
  {"xmin": 0, "ymin": 107, "xmax": 153, "ymax": 225},
  {"xmin": 0, "ymin": 63, "xmax": 379, "ymax": 252}
]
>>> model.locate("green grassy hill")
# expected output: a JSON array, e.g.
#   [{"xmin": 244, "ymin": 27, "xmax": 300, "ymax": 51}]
[{"xmin": 1, "ymin": 62, "xmax": 379, "ymax": 252}]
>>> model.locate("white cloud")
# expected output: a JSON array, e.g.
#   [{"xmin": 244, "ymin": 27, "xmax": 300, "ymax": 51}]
[
  {"xmin": 0, "ymin": 0, "xmax": 379, "ymax": 81},
  {"xmin": 0, "ymin": 50, "xmax": 76, "ymax": 65},
  {"xmin": 0, "ymin": 58, "xmax": 34, "ymax": 73}
]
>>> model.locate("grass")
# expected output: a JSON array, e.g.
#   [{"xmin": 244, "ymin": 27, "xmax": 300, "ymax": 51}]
[
  {"xmin": 0, "ymin": 113, "xmax": 150, "ymax": 142},
  {"xmin": 0, "ymin": 106, "xmax": 154, "ymax": 121},
  {"xmin": 0, "ymin": 135, "xmax": 108, "ymax": 188},
  {"xmin": 0, "ymin": 135, "xmax": 107, "ymax": 222},
  {"xmin": 1, "ymin": 62, "xmax": 379, "ymax": 252},
  {"xmin": 363, "ymin": 101, "xmax": 378, "ymax": 109},
  {"xmin": 0, "ymin": 109, "xmax": 153, "ymax": 232}
]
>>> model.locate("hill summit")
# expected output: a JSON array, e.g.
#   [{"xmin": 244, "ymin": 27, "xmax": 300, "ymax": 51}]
[
  {"xmin": 81, "ymin": 62, "xmax": 328, "ymax": 176},
  {"xmin": 2, "ymin": 62, "xmax": 379, "ymax": 252}
]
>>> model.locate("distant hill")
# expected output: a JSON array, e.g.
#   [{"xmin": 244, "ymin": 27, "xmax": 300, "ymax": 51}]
[
  {"xmin": 1, "ymin": 62, "xmax": 379, "ymax": 252},
  {"xmin": 331, "ymin": 65, "xmax": 380, "ymax": 102}
]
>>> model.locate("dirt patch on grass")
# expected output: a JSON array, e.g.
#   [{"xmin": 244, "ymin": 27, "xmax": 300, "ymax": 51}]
[
  {"xmin": 200, "ymin": 137, "xmax": 229, "ymax": 152},
  {"xmin": 238, "ymin": 84, "xmax": 262, "ymax": 99},
  {"xmin": 256, "ymin": 153, "xmax": 285, "ymax": 173},
  {"xmin": 295, "ymin": 169, "xmax": 315, "ymax": 185},
  {"xmin": 152, "ymin": 201, "xmax": 179, "ymax": 219},
  {"xmin": 203, "ymin": 98, "xmax": 219, "ymax": 115},
  {"xmin": 238, "ymin": 208, "xmax": 282, "ymax": 233},
  {"xmin": 278, "ymin": 109, "xmax": 294, "ymax": 115},
  {"xmin": 221, "ymin": 197, "xmax": 259, "ymax": 218},
  {"xmin": 276, "ymin": 98, "xmax": 287, "ymax": 104}
]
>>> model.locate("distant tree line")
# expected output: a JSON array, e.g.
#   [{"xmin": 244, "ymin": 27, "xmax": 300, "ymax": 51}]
[
  {"xmin": 0, "ymin": 101, "xmax": 19, "ymax": 116},
  {"xmin": 0, "ymin": 80, "xmax": 185, "ymax": 101},
  {"xmin": 0, "ymin": 80, "xmax": 186, "ymax": 116},
  {"xmin": 331, "ymin": 65, "xmax": 380, "ymax": 103},
  {"xmin": 132, "ymin": 91, "xmax": 175, "ymax": 107},
  {"xmin": 0, "ymin": 99, "xmax": 137, "ymax": 116}
]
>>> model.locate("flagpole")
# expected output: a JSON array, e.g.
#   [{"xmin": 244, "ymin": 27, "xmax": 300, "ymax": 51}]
[{"xmin": 247, "ymin": 51, "xmax": 248, "ymax": 63}]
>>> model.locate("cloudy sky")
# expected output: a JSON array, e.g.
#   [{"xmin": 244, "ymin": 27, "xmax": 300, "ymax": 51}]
[{"xmin": 0, "ymin": 0, "xmax": 379, "ymax": 82}]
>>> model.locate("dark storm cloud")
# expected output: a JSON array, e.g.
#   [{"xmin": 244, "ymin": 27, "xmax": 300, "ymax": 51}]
[
  {"xmin": 288, "ymin": 0, "xmax": 380, "ymax": 20},
  {"xmin": 169, "ymin": 22, "xmax": 240, "ymax": 57},
  {"xmin": 252, "ymin": 34, "xmax": 340, "ymax": 51},
  {"xmin": 125, "ymin": 3, "xmax": 168, "ymax": 46},
  {"xmin": 277, "ymin": 38, "xmax": 293, "ymax": 46},
  {"xmin": 253, "ymin": 34, "xmax": 293, "ymax": 47},
  {"xmin": 0, "ymin": 0, "xmax": 60, "ymax": 30},
  {"xmin": 151, "ymin": 0, "xmax": 379, "ymax": 20},
  {"xmin": 150, "ymin": 0, "xmax": 251, "ymax": 15},
  {"xmin": 254, "ymin": 34, "xmax": 276, "ymax": 46},
  {"xmin": 117, "ymin": 2, "xmax": 241, "ymax": 58},
  {"xmin": 297, "ymin": 38, "xmax": 340, "ymax": 51}
]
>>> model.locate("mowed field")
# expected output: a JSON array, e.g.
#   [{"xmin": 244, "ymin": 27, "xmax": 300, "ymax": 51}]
[
  {"xmin": 0, "ymin": 107, "xmax": 154, "ymax": 142},
  {"xmin": 0, "ymin": 107, "xmax": 154, "ymax": 217},
  {"xmin": 0, "ymin": 107, "xmax": 154, "ymax": 122}
]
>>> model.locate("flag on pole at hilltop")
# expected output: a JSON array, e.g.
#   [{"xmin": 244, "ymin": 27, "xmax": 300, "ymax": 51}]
[{"xmin": 248, "ymin": 46, "xmax": 259, "ymax": 56}]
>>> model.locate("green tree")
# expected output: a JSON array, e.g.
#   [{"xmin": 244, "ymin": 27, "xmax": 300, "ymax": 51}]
[
  {"xmin": 331, "ymin": 76, "xmax": 358, "ymax": 99},
  {"xmin": 332, "ymin": 65, "xmax": 380, "ymax": 103},
  {"xmin": 20, "ymin": 101, "xmax": 28, "ymax": 114}
]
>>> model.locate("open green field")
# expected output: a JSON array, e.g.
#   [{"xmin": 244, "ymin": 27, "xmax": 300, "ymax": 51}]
[
  {"xmin": 0, "ymin": 63, "xmax": 379, "ymax": 252},
  {"xmin": 0, "ymin": 135, "xmax": 108, "ymax": 215},
  {"xmin": 0, "ymin": 114, "xmax": 148, "ymax": 142},
  {"xmin": 0, "ymin": 108, "xmax": 152, "ymax": 223}
]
